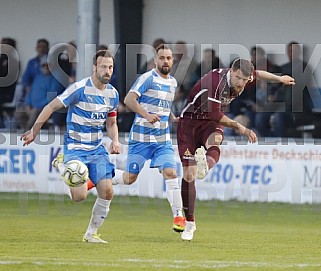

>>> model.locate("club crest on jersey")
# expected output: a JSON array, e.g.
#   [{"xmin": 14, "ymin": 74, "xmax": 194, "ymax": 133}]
[{"xmin": 183, "ymin": 148, "xmax": 194, "ymax": 160}]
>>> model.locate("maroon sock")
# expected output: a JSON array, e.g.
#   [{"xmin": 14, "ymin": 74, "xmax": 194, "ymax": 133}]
[
  {"xmin": 206, "ymin": 146, "xmax": 220, "ymax": 169},
  {"xmin": 181, "ymin": 179, "xmax": 196, "ymax": 221}
]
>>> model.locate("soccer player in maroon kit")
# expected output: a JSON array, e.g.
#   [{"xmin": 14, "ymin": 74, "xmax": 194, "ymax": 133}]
[{"xmin": 177, "ymin": 58, "xmax": 295, "ymax": 241}]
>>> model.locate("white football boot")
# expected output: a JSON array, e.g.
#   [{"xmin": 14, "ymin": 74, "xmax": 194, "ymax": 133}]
[
  {"xmin": 181, "ymin": 221, "xmax": 197, "ymax": 241},
  {"xmin": 194, "ymin": 146, "xmax": 208, "ymax": 179}
]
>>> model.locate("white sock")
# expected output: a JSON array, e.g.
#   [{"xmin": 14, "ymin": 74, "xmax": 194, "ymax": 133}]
[
  {"xmin": 165, "ymin": 178, "xmax": 183, "ymax": 217},
  {"xmin": 112, "ymin": 169, "xmax": 125, "ymax": 185},
  {"xmin": 85, "ymin": 198, "xmax": 111, "ymax": 236}
]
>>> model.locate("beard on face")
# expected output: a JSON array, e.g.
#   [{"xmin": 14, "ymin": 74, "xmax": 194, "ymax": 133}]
[
  {"xmin": 159, "ymin": 65, "xmax": 171, "ymax": 75},
  {"xmin": 97, "ymin": 73, "xmax": 110, "ymax": 84}
]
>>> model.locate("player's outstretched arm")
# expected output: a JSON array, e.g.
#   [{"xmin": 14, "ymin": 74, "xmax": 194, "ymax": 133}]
[
  {"xmin": 279, "ymin": 75, "xmax": 296, "ymax": 85},
  {"xmin": 20, "ymin": 98, "xmax": 64, "ymax": 146},
  {"xmin": 256, "ymin": 70, "xmax": 295, "ymax": 85},
  {"xmin": 238, "ymin": 126, "xmax": 257, "ymax": 143},
  {"xmin": 218, "ymin": 114, "xmax": 257, "ymax": 143}
]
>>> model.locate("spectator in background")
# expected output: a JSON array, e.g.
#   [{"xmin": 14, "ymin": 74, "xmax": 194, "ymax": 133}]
[
  {"xmin": 256, "ymin": 42, "xmax": 315, "ymax": 137},
  {"xmin": 15, "ymin": 55, "xmax": 57, "ymax": 130},
  {"xmin": 98, "ymin": 44, "xmax": 108, "ymax": 51},
  {"xmin": 170, "ymin": 41, "xmax": 197, "ymax": 117},
  {"xmin": 21, "ymin": 38, "xmax": 49, "ymax": 97},
  {"xmin": 139, "ymin": 38, "xmax": 165, "ymax": 74},
  {"xmin": 249, "ymin": 46, "xmax": 282, "ymax": 136},
  {"xmin": 254, "ymin": 79, "xmax": 283, "ymax": 136},
  {"xmin": 15, "ymin": 38, "xmax": 49, "ymax": 129},
  {"xmin": 0, "ymin": 37, "xmax": 19, "ymax": 128},
  {"xmin": 65, "ymin": 41, "xmax": 77, "ymax": 84},
  {"xmin": 192, "ymin": 48, "xmax": 222, "ymax": 85},
  {"xmin": 99, "ymin": 44, "xmax": 119, "ymax": 90},
  {"xmin": 50, "ymin": 43, "xmax": 73, "ymax": 87},
  {"xmin": 275, "ymin": 41, "xmax": 315, "ymax": 136},
  {"xmin": 49, "ymin": 42, "xmax": 77, "ymax": 132},
  {"xmin": 171, "ymin": 41, "xmax": 197, "ymax": 98}
]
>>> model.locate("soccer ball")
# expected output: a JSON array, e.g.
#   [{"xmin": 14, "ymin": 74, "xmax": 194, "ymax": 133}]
[{"xmin": 62, "ymin": 160, "xmax": 89, "ymax": 187}]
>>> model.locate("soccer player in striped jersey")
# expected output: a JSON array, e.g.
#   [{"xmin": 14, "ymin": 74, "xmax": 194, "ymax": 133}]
[
  {"xmin": 112, "ymin": 44, "xmax": 186, "ymax": 233},
  {"xmin": 177, "ymin": 58, "xmax": 295, "ymax": 241},
  {"xmin": 21, "ymin": 50, "xmax": 120, "ymax": 243}
]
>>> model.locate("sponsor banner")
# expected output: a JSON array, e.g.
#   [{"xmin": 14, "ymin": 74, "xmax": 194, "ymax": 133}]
[
  {"xmin": 1, "ymin": 132, "xmax": 321, "ymax": 204},
  {"xmin": 200, "ymin": 140, "xmax": 321, "ymax": 204}
]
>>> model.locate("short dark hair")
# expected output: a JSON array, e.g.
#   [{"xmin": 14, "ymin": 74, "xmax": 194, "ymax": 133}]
[
  {"xmin": 153, "ymin": 38, "xmax": 166, "ymax": 49},
  {"xmin": 37, "ymin": 38, "xmax": 49, "ymax": 47},
  {"xmin": 251, "ymin": 46, "xmax": 265, "ymax": 57},
  {"xmin": 93, "ymin": 50, "xmax": 114, "ymax": 65},
  {"xmin": 155, "ymin": 44, "xmax": 171, "ymax": 53},
  {"xmin": 204, "ymin": 48, "xmax": 215, "ymax": 55},
  {"xmin": 231, "ymin": 58, "xmax": 254, "ymax": 77},
  {"xmin": 1, "ymin": 37, "xmax": 16, "ymax": 48}
]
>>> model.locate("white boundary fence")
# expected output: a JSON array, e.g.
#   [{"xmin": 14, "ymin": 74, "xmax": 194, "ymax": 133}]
[{"xmin": 1, "ymin": 132, "xmax": 321, "ymax": 204}]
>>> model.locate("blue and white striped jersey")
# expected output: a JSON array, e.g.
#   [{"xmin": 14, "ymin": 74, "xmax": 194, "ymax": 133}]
[
  {"xmin": 128, "ymin": 69, "xmax": 177, "ymax": 143},
  {"xmin": 58, "ymin": 77, "xmax": 119, "ymax": 151}
]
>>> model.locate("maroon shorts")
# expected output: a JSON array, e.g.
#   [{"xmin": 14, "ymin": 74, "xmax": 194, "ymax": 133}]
[{"xmin": 177, "ymin": 118, "xmax": 224, "ymax": 166}]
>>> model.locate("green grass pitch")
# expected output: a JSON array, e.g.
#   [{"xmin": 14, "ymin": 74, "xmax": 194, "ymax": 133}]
[{"xmin": 0, "ymin": 192, "xmax": 321, "ymax": 271}]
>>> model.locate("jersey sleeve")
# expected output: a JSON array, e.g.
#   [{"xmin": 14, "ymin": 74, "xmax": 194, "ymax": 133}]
[
  {"xmin": 129, "ymin": 74, "xmax": 152, "ymax": 97},
  {"xmin": 57, "ymin": 83, "xmax": 81, "ymax": 107},
  {"xmin": 108, "ymin": 87, "xmax": 119, "ymax": 117}
]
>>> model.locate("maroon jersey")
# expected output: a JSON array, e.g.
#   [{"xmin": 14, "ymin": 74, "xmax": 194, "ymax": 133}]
[{"xmin": 180, "ymin": 68, "xmax": 254, "ymax": 123}]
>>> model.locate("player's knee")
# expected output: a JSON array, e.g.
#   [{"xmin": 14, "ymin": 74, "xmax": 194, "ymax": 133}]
[
  {"xmin": 162, "ymin": 168, "xmax": 177, "ymax": 179},
  {"xmin": 126, "ymin": 173, "xmax": 138, "ymax": 185},
  {"xmin": 183, "ymin": 171, "xmax": 195, "ymax": 182},
  {"xmin": 106, "ymin": 188, "xmax": 114, "ymax": 199},
  {"xmin": 207, "ymin": 133, "xmax": 223, "ymax": 146}
]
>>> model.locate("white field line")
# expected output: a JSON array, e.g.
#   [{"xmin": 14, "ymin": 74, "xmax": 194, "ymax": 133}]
[{"xmin": 1, "ymin": 257, "xmax": 321, "ymax": 269}]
